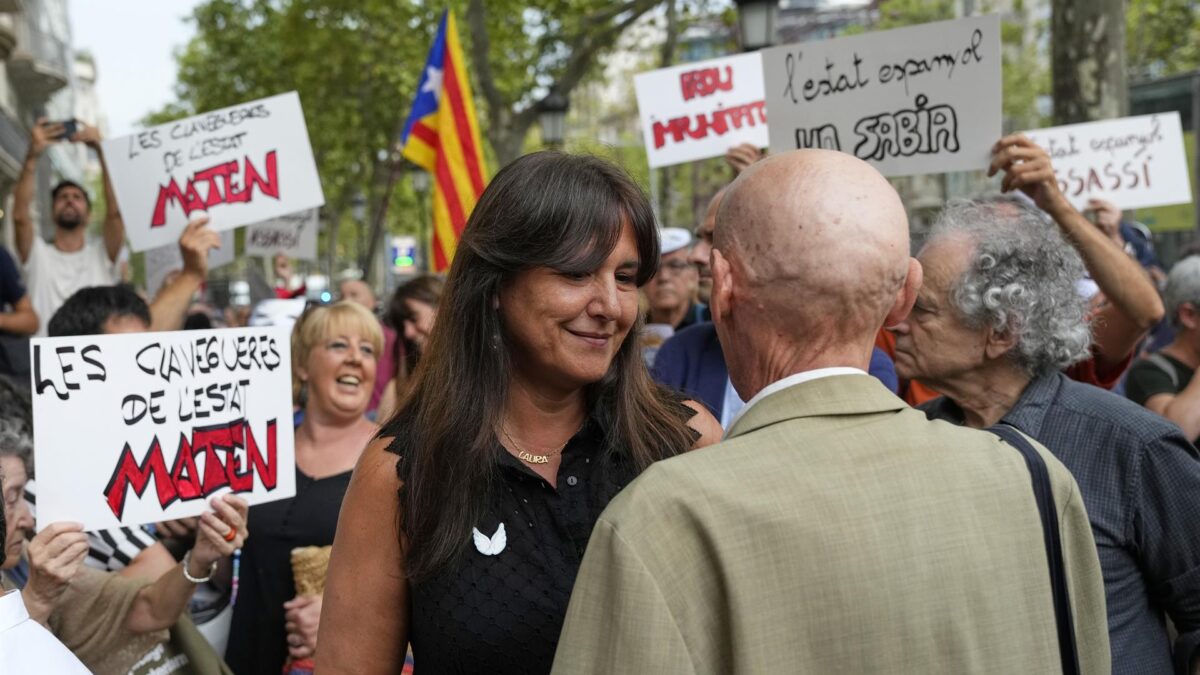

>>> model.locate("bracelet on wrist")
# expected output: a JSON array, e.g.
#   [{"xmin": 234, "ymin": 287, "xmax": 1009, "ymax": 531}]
[{"xmin": 181, "ymin": 550, "xmax": 217, "ymax": 584}]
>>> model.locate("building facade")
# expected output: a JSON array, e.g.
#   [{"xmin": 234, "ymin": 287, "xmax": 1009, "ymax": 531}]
[{"xmin": 0, "ymin": 0, "xmax": 94, "ymax": 250}]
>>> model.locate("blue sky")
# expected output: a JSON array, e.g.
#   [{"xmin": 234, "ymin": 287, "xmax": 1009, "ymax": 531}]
[{"xmin": 70, "ymin": 0, "xmax": 199, "ymax": 136}]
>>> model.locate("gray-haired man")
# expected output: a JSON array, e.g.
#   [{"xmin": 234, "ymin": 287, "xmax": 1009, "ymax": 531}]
[
  {"xmin": 894, "ymin": 145, "xmax": 1200, "ymax": 673},
  {"xmin": 0, "ymin": 424, "xmax": 91, "ymax": 673}
]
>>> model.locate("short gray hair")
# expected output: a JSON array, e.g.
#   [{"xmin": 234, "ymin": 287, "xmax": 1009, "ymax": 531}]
[
  {"xmin": 0, "ymin": 419, "xmax": 32, "ymax": 477},
  {"xmin": 929, "ymin": 196, "xmax": 1092, "ymax": 378},
  {"xmin": 1164, "ymin": 256, "xmax": 1200, "ymax": 328}
]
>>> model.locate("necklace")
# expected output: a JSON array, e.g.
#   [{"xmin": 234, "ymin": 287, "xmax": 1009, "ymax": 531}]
[{"xmin": 501, "ymin": 424, "xmax": 579, "ymax": 465}]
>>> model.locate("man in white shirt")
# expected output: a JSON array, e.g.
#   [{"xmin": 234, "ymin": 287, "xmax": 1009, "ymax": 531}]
[
  {"xmin": 0, "ymin": 437, "xmax": 91, "ymax": 673},
  {"xmin": 14, "ymin": 118, "xmax": 125, "ymax": 336}
]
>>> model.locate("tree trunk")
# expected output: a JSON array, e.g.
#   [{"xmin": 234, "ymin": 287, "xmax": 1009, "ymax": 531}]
[
  {"xmin": 361, "ymin": 157, "xmax": 404, "ymax": 281},
  {"xmin": 1051, "ymin": 0, "xmax": 1127, "ymax": 124},
  {"xmin": 466, "ymin": 0, "xmax": 664, "ymax": 169}
]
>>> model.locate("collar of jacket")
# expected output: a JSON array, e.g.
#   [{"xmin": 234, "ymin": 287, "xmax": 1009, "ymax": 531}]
[{"xmin": 726, "ymin": 374, "xmax": 907, "ymax": 440}]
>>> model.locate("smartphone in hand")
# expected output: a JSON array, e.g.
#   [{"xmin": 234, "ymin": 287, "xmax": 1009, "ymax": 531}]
[{"xmin": 51, "ymin": 118, "xmax": 78, "ymax": 140}]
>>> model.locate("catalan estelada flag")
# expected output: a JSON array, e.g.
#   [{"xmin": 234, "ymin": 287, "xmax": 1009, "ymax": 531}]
[{"xmin": 401, "ymin": 10, "xmax": 488, "ymax": 272}]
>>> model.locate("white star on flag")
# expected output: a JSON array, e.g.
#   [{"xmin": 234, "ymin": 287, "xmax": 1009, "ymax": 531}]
[{"xmin": 421, "ymin": 65, "xmax": 444, "ymax": 97}]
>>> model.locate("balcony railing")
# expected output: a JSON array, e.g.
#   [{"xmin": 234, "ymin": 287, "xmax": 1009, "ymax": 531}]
[{"xmin": 9, "ymin": 18, "xmax": 68, "ymax": 101}]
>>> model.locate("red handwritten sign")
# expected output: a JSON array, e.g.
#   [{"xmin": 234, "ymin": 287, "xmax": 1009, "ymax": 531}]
[
  {"xmin": 103, "ymin": 418, "xmax": 279, "ymax": 520},
  {"xmin": 680, "ymin": 66, "xmax": 734, "ymax": 101},
  {"xmin": 151, "ymin": 151, "xmax": 279, "ymax": 227},
  {"xmin": 635, "ymin": 52, "xmax": 768, "ymax": 168},
  {"xmin": 102, "ymin": 92, "xmax": 324, "ymax": 253},
  {"xmin": 652, "ymin": 101, "xmax": 767, "ymax": 150},
  {"xmin": 30, "ymin": 327, "xmax": 297, "ymax": 532}
]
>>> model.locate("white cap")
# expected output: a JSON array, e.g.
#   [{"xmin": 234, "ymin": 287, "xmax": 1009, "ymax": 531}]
[{"xmin": 659, "ymin": 227, "xmax": 692, "ymax": 255}]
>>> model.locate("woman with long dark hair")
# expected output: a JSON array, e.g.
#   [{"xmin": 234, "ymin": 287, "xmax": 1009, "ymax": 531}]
[
  {"xmin": 376, "ymin": 275, "xmax": 444, "ymax": 421},
  {"xmin": 317, "ymin": 152, "xmax": 721, "ymax": 674}
]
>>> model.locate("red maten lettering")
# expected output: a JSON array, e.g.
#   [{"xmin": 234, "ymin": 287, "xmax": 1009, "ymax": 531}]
[
  {"xmin": 150, "ymin": 150, "xmax": 280, "ymax": 228},
  {"xmin": 103, "ymin": 418, "xmax": 278, "ymax": 520}
]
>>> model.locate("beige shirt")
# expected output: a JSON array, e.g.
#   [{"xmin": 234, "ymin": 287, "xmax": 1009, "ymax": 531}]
[
  {"xmin": 49, "ymin": 568, "xmax": 166, "ymax": 675},
  {"xmin": 553, "ymin": 375, "xmax": 1110, "ymax": 674}
]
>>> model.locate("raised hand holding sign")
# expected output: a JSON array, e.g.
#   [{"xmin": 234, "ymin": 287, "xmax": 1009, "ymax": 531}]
[
  {"xmin": 101, "ymin": 92, "xmax": 325, "ymax": 252},
  {"xmin": 29, "ymin": 327, "xmax": 297, "ymax": 532}
]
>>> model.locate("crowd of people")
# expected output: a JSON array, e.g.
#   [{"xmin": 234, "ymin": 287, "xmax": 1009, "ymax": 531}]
[{"xmin": 0, "ymin": 114, "xmax": 1197, "ymax": 675}]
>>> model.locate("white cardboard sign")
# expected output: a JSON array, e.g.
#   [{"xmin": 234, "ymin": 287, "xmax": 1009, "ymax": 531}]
[
  {"xmin": 761, "ymin": 15, "xmax": 1001, "ymax": 176},
  {"xmin": 244, "ymin": 208, "xmax": 320, "ymax": 261},
  {"xmin": 144, "ymin": 229, "xmax": 236, "ymax": 298},
  {"xmin": 634, "ymin": 52, "xmax": 768, "ymax": 168},
  {"xmin": 29, "ymin": 327, "xmax": 296, "ymax": 532},
  {"xmin": 1023, "ymin": 112, "xmax": 1193, "ymax": 211},
  {"xmin": 103, "ymin": 92, "xmax": 325, "ymax": 252}
]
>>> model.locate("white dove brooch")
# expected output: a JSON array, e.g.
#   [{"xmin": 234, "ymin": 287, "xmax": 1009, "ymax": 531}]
[{"xmin": 473, "ymin": 523, "xmax": 507, "ymax": 556}]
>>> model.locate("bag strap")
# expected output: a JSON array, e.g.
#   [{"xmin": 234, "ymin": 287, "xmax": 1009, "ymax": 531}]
[
  {"xmin": 1146, "ymin": 353, "xmax": 1180, "ymax": 389},
  {"xmin": 988, "ymin": 424, "xmax": 1081, "ymax": 675}
]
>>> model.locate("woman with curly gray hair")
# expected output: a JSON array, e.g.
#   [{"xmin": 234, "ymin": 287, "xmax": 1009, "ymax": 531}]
[{"xmin": 893, "ymin": 193, "xmax": 1200, "ymax": 674}]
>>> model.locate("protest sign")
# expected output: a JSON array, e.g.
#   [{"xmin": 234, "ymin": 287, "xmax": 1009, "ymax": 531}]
[
  {"xmin": 634, "ymin": 52, "xmax": 768, "ymax": 168},
  {"xmin": 29, "ymin": 327, "xmax": 296, "ymax": 532},
  {"xmin": 144, "ymin": 229, "xmax": 235, "ymax": 298},
  {"xmin": 244, "ymin": 208, "xmax": 320, "ymax": 261},
  {"xmin": 102, "ymin": 92, "xmax": 325, "ymax": 252},
  {"xmin": 761, "ymin": 15, "xmax": 1001, "ymax": 176},
  {"xmin": 1023, "ymin": 112, "xmax": 1192, "ymax": 211}
]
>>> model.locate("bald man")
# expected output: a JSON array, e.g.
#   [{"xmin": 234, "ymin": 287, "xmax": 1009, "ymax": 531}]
[
  {"xmin": 553, "ymin": 150, "xmax": 1109, "ymax": 674},
  {"xmin": 339, "ymin": 278, "xmax": 378, "ymax": 311},
  {"xmin": 655, "ymin": 184, "xmax": 898, "ymax": 426}
]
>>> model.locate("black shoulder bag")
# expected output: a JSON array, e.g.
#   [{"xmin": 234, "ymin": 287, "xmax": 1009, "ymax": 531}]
[{"xmin": 988, "ymin": 424, "xmax": 1081, "ymax": 675}]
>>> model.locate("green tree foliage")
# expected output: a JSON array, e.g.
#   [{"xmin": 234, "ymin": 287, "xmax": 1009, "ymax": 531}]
[
  {"xmin": 151, "ymin": 0, "xmax": 685, "ymax": 270},
  {"xmin": 462, "ymin": 0, "xmax": 679, "ymax": 166},
  {"xmin": 1126, "ymin": 0, "xmax": 1200, "ymax": 79},
  {"xmin": 146, "ymin": 1, "xmax": 442, "ymax": 272},
  {"xmin": 874, "ymin": 0, "xmax": 955, "ymax": 29}
]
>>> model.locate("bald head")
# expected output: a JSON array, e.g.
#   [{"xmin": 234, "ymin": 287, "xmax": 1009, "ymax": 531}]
[
  {"xmin": 339, "ymin": 279, "xmax": 377, "ymax": 311},
  {"xmin": 710, "ymin": 150, "xmax": 917, "ymax": 394}
]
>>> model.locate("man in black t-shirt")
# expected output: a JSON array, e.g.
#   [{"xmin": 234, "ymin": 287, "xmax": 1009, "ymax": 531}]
[
  {"xmin": 0, "ymin": 245, "xmax": 38, "ymax": 375},
  {"xmin": 1126, "ymin": 255, "xmax": 1200, "ymax": 441}
]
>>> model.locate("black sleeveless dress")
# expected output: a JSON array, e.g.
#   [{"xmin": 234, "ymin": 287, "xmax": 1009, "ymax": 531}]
[
  {"xmin": 388, "ymin": 400, "xmax": 694, "ymax": 674},
  {"xmin": 225, "ymin": 467, "xmax": 352, "ymax": 675}
]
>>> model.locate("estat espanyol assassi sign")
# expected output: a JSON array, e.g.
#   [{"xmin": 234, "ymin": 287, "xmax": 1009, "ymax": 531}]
[
  {"xmin": 1024, "ymin": 112, "xmax": 1193, "ymax": 211},
  {"xmin": 102, "ymin": 92, "xmax": 325, "ymax": 252},
  {"xmin": 244, "ymin": 208, "xmax": 320, "ymax": 261},
  {"xmin": 761, "ymin": 15, "xmax": 1001, "ymax": 177},
  {"xmin": 144, "ymin": 229, "xmax": 236, "ymax": 298},
  {"xmin": 634, "ymin": 52, "xmax": 768, "ymax": 168},
  {"xmin": 29, "ymin": 327, "xmax": 297, "ymax": 532}
]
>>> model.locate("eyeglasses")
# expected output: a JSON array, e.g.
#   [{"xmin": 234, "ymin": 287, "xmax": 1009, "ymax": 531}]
[{"xmin": 660, "ymin": 260, "xmax": 694, "ymax": 274}]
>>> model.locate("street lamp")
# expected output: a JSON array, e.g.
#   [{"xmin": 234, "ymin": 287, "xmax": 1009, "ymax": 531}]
[
  {"xmin": 734, "ymin": 0, "xmax": 777, "ymax": 52},
  {"xmin": 537, "ymin": 93, "xmax": 570, "ymax": 149},
  {"xmin": 410, "ymin": 167, "xmax": 431, "ymax": 194},
  {"xmin": 352, "ymin": 192, "xmax": 367, "ymax": 224}
]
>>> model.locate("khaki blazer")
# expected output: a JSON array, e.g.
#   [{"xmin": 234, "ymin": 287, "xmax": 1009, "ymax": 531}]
[{"xmin": 553, "ymin": 375, "xmax": 1109, "ymax": 674}]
